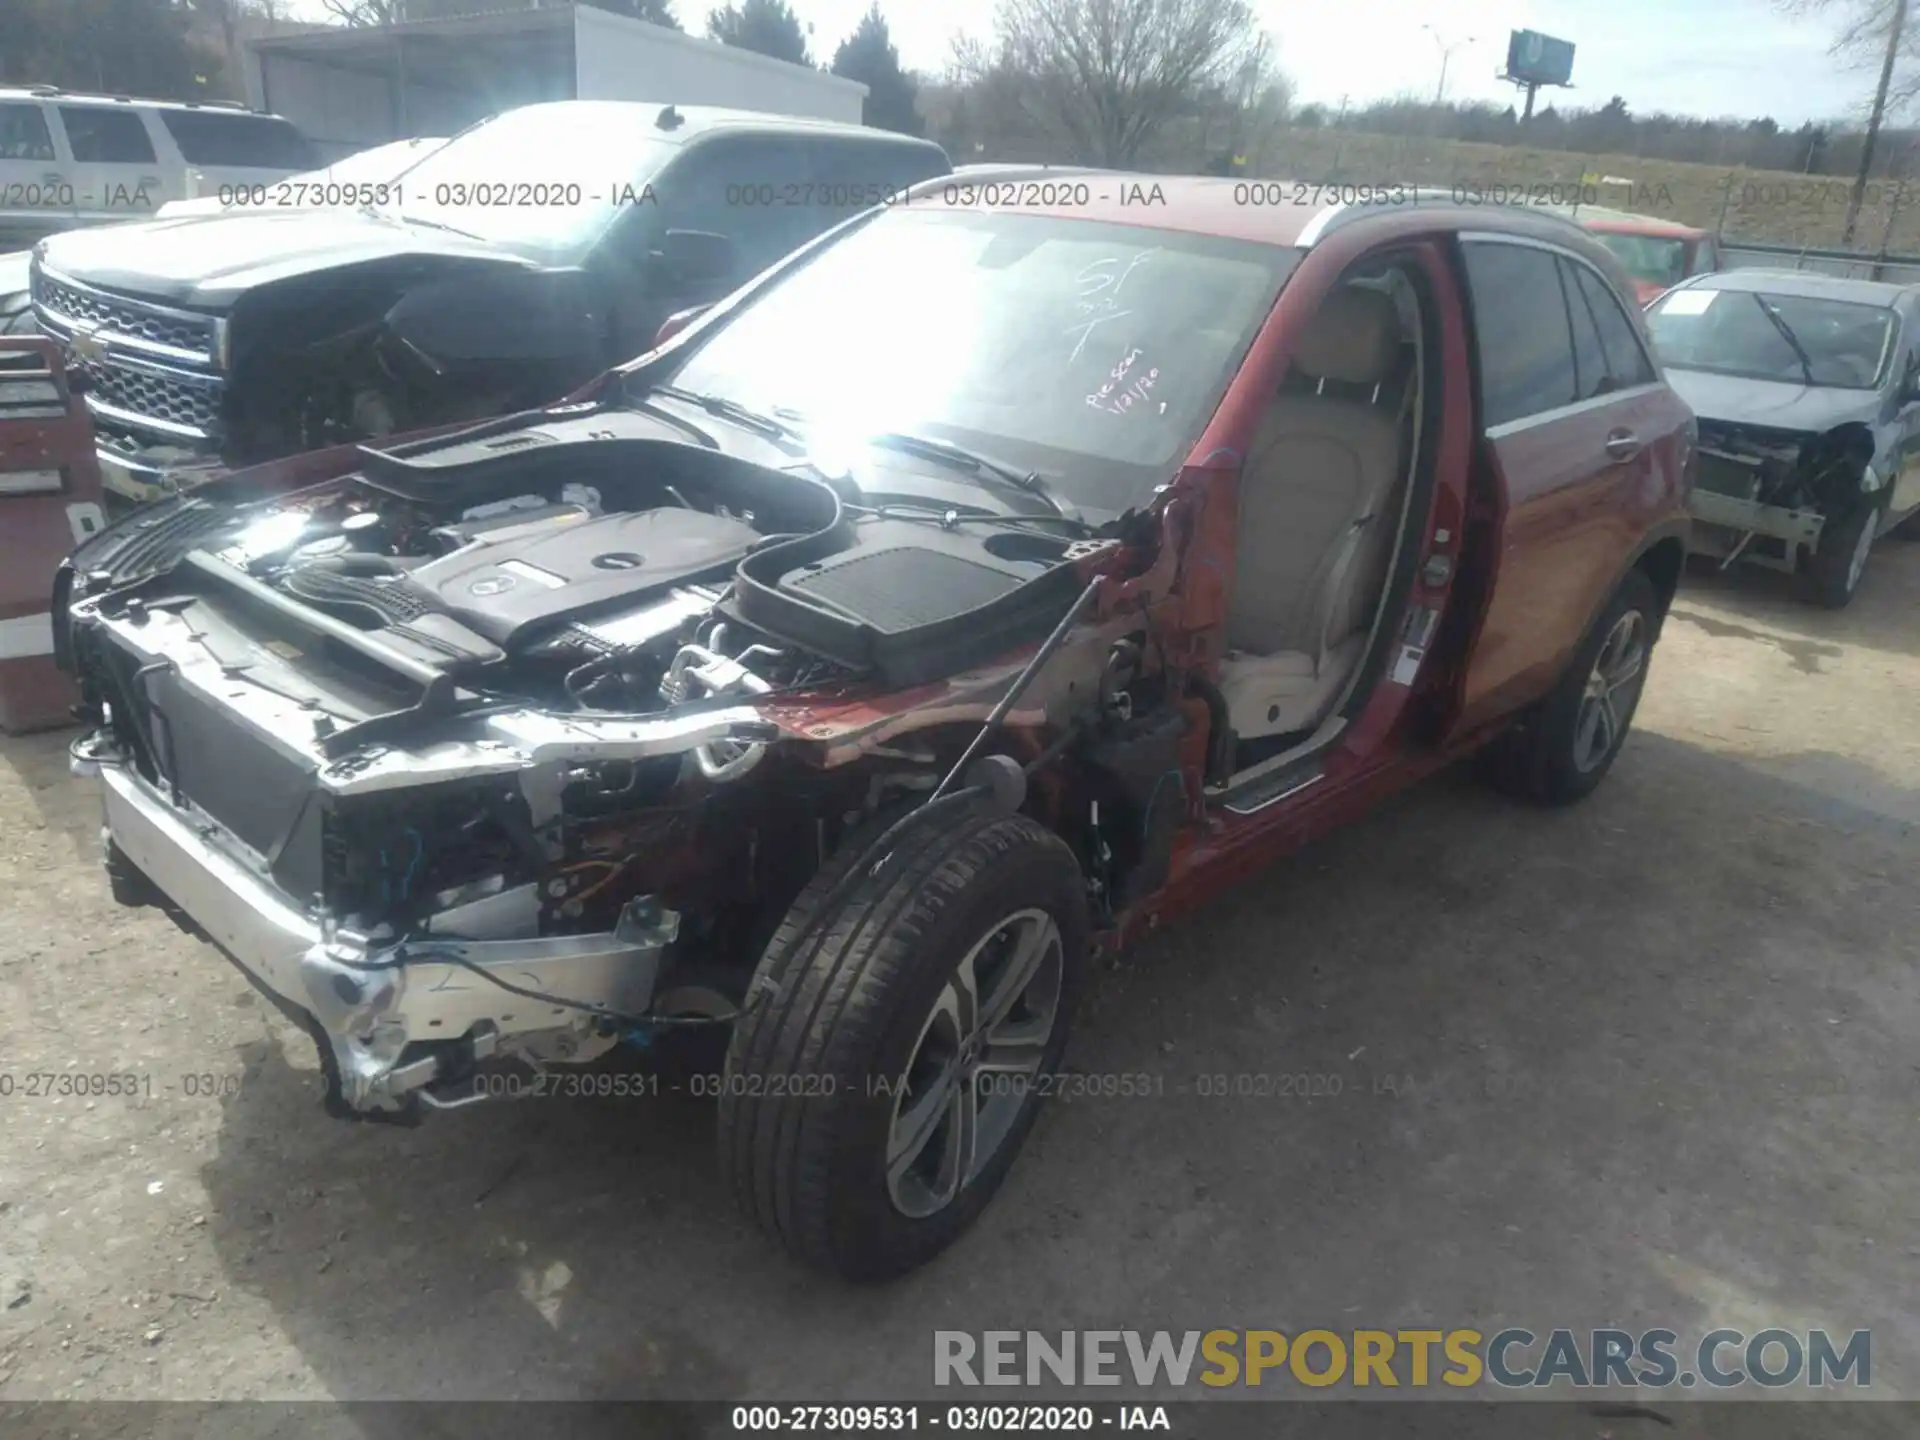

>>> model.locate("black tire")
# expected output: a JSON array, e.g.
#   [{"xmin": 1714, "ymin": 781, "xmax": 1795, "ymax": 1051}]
[
  {"xmin": 718, "ymin": 809, "xmax": 1088, "ymax": 1283},
  {"xmin": 1804, "ymin": 501, "xmax": 1879, "ymax": 608},
  {"xmin": 1478, "ymin": 567, "xmax": 1660, "ymax": 807}
]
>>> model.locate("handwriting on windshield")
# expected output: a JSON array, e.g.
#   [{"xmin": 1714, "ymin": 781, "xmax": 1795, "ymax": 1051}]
[
  {"xmin": 1064, "ymin": 251, "xmax": 1154, "ymax": 361},
  {"xmin": 1086, "ymin": 346, "xmax": 1162, "ymax": 415}
]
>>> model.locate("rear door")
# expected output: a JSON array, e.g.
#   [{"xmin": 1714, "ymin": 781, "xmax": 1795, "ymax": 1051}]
[
  {"xmin": 1442, "ymin": 233, "xmax": 1683, "ymax": 739},
  {"xmin": 0, "ymin": 100, "xmax": 77, "ymax": 240},
  {"xmin": 51, "ymin": 104, "xmax": 165, "ymax": 224}
]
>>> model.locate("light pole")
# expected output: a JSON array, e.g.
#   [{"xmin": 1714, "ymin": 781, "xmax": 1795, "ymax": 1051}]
[{"xmin": 1421, "ymin": 25, "xmax": 1476, "ymax": 105}]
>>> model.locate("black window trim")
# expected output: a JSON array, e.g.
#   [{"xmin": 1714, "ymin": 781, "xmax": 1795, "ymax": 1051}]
[
  {"xmin": 0, "ymin": 99, "xmax": 59, "ymax": 164},
  {"xmin": 1557, "ymin": 254, "xmax": 1611, "ymax": 405},
  {"xmin": 1462, "ymin": 231, "xmax": 1665, "ymax": 436},
  {"xmin": 1565, "ymin": 255, "xmax": 1659, "ymax": 397},
  {"xmin": 53, "ymin": 104, "xmax": 158, "ymax": 165},
  {"xmin": 154, "ymin": 107, "xmax": 315, "ymax": 169}
]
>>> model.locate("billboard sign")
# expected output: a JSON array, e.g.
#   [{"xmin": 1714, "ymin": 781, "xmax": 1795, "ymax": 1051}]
[{"xmin": 1506, "ymin": 29, "xmax": 1576, "ymax": 87}]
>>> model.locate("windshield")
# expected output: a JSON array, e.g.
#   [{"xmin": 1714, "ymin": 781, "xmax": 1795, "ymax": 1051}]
[
  {"xmin": 1646, "ymin": 286, "xmax": 1897, "ymax": 389},
  {"xmin": 1593, "ymin": 232, "xmax": 1690, "ymax": 288},
  {"xmin": 663, "ymin": 208, "xmax": 1295, "ymax": 519},
  {"xmin": 386, "ymin": 103, "xmax": 683, "ymax": 261}
]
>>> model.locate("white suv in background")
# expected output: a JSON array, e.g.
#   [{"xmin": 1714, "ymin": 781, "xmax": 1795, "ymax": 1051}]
[{"xmin": 0, "ymin": 86, "xmax": 315, "ymax": 247}]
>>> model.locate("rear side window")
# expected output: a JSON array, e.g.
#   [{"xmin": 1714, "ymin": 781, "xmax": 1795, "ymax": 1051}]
[
  {"xmin": 1559, "ymin": 258, "xmax": 1612, "ymax": 403},
  {"xmin": 1462, "ymin": 240, "xmax": 1577, "ymax": 427},
  {"xmin": 0, "ymin": 103, "xmax": 56, "ymax": 162},
  {"xmin": 58, "ymin": 107, "xmax": 157, "ymax": 164},
  {"xmin": 1570, "ymin": 263, "xmax": 1658, "ymax": 389},
  {"xmin": 158, "ymin": 111, "xmax": 315, "ymax": 169}
]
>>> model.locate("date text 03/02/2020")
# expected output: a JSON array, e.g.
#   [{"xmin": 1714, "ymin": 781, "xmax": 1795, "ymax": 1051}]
[{"xmin": 730, "ymin": 1405, "xmax": 1172, "ymax": 1431}]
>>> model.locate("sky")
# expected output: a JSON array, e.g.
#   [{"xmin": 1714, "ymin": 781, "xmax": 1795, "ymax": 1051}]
[{"xmin": 289, "ymin": 0, "xmax": 1888, "ymax": 128}]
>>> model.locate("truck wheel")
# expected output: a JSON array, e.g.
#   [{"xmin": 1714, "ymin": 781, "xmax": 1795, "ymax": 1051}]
[
  {"xmin": 1804, "ymin": 502, "xmax": 1878, "ymax": 608},
  {"xmin": 718, "ymin": 810, "xmax": 1088, "ymax": 1282},
  {"xmin": 1478, "ymin": 568, "xmax": 1659, "ymax": 807}
]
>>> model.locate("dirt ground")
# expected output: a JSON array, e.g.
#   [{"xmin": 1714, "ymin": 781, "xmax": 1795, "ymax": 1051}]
[{"xmin": 0, "ymin": 543, "xmax": 1916, "ymax": 1417}]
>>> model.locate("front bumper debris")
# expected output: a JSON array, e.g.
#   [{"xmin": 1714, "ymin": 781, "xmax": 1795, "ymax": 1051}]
[
  {"xmin": 1688, "ymin": 489, "xmax": 1826, "ymax": 546},
  {"xmin": 95, "ymin": 760, "xmax": 680, "ymax": 1115}
]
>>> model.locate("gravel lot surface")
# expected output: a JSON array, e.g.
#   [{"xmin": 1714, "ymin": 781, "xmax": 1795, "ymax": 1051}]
[{"xmin": 1, "ymin": 545, "xmax": 1915, "ymax": 1430}]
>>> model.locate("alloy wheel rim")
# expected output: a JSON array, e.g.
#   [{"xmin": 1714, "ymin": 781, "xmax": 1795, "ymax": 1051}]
[
  {"xmin": 1573, "ymin": 610, "xmax": 1648, "ymax": 775},
  {"xmin": 884, "ymin": 908, "xmax": 1064, "ymax": 1219}
]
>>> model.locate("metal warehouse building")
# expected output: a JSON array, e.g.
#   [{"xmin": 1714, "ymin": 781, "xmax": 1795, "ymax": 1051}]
[{"xmin": 244, "ymin": 2, "xmax": 868, "ymax": 160}]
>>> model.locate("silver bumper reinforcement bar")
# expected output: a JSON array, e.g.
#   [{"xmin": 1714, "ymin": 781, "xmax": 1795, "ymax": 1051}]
[{"xmin": 97, "ymin": 763, "xmax": 678, "ymax": 1115}]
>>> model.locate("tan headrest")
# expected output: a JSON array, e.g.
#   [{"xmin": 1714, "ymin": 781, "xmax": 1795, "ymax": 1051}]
[{"xmin": 1292, "ymin": 284, "xmax": 1401, "ymax": 386}]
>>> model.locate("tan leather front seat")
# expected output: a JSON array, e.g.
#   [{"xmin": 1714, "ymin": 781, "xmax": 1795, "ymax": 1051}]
[{"xmin": 1221, "ymin": 284, "xmax": 1407, "ymax": 743}]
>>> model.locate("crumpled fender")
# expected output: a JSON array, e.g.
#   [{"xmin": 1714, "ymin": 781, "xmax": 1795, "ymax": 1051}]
[{"xmin": 383, "ymin": 267, "xmax": 608, "ymax": 366}]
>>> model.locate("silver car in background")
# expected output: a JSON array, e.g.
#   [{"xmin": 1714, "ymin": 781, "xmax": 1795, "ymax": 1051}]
[{"xmin": 1646, "ymin": 268, "xmax": 1920, "ymax": 607}]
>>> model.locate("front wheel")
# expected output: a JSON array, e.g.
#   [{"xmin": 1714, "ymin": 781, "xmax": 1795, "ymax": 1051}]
[
  {"xmin": 1478, "ymin": 567, "xmax": 1660, "ymax": 806},
  {"xmin": 1804, "ymin": 501, "xmax": 1879, "ymax": 608},
  {"xmin": 718, "ymin": 810, "xmax": 1088, "ymax": 1282}
]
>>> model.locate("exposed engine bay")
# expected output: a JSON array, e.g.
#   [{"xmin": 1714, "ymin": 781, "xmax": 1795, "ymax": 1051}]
[
  {"xmin": 57, "ymin": 424, "xmax": 1138, "ymax": 1118},
  {"xmin": 1689, "ymin": 418, "xmax": 1879, "ymax": 569}
]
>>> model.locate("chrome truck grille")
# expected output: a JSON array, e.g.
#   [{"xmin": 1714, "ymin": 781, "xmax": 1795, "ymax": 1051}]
[{"xmin": 29, "ymin": 262, "xmax": 225, "ymax": 451}]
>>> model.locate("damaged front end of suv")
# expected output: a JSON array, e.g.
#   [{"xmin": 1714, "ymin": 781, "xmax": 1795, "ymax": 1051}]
[{"xmin": 54, "ymin": 410, "xmax": 1168, "ymax": 1122}]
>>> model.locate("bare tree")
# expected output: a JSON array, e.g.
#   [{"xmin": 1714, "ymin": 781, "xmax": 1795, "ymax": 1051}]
[
  {"xmin": 1786, "ymin": 0, "xmax": 1915, "ymax": 243},
  {"xmin": 321, "ymin": 0, "xmax": 405, "ymax": 23},
  {"xmin": 1219, "ymin": 33, "xmax": 1289, "ymax": 168},
  {"xmin": 958, "ymin": 0, "xmax": 1266, "ymax": 167}
]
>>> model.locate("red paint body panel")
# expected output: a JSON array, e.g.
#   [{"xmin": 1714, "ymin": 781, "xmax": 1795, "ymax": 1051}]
[
  {"xmin": 0, "ymin": 337, "xmax": 103, "ymax": 732},
  {"xmin": 936, "ymin": 176, "xmax": 1326, "ymax": 247},
  {"xmin": 1451, "ymin": 390, "xmax": 1693, "ymax": 739}
]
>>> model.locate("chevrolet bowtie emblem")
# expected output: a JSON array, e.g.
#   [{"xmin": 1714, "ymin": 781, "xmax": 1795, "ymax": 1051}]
[{"xmin": 68, "ymin": 321, "xmax": 107, "ymax": 364}]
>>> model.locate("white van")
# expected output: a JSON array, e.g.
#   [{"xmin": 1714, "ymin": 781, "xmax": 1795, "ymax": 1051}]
[{"xmin": 0, "ymin": 86, "xmax": 315, "ymax": 247}]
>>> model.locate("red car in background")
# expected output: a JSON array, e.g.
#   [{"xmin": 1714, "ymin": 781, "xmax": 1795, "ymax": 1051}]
[{"xmin": 1564, "ymin": 206, "xmax": 1722, "ymax": 306}]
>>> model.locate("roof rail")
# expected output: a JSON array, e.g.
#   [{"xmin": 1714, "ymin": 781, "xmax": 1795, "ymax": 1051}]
[
  {"xmin": 26, "ymin": 84, "xmax": 61, "ymax": 97},
  {"xmin": 1303, "ymin": 184, "xmax": 1601, "ymax": 246}
]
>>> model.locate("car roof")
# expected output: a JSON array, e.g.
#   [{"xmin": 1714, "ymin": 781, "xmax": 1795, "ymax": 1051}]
[
  {"xmin": 897, "ymin": 175, "xmax": 1620, "ymax": 258},
  {"xmin": 0, "ymin": 85, "xmax": 278, "ymax": 118},
  {"xmin": 484, "ymin": 100, "xmax": 944, "ymax": 152},
  {"xmin": 1674, "ymin": 267, "xmax": 1919, "ymax": 306}
]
